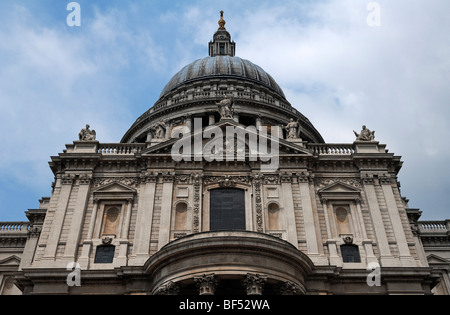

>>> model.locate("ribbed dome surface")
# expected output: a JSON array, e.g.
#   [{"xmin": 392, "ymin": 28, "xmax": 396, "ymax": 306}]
[{"xmin": 159, "ymin": 56, "xmax": 286, "ymax": 99}]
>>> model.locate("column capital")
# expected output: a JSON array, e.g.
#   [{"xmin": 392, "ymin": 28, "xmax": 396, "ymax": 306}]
[
  {"xmin": 243, "ymin": 273, "xmax": 268, "ymax": 295},
  {"xmin": 194, "ymin": 274, "xmax": 218, "ymax": 296}
]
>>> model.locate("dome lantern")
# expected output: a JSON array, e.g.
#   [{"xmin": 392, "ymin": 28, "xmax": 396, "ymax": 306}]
[{"xmin": 209, "ymin": 11, "xmax": 235, "ymax": 57}]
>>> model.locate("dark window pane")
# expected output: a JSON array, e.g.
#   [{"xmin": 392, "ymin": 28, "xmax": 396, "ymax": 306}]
[
  {"xmin": 210, "ymin": 189, "xmax": 246, "ymax": 231},
  {"xmin": 94, "ymin": 245, "xmax": 115, "ymax": 264},
  {"xmin": 341, "ymin": 245, "xmax": 361, "ymax": 263}
]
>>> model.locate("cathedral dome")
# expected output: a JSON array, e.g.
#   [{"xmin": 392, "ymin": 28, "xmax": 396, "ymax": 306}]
[
  {"xmin": 159, "ymin": 56, "xmax": 286, "ymax": 100},
  {"xmin": 121, "ymin": 11, "xmax": 324, "ymax": 144}
]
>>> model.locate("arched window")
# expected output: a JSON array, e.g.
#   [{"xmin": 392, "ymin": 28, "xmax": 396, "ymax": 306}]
[
  {"xmin": 210, "ymin": 188, "xmax": 246, "ymax": 231},
  {"xmin": 175, "ymin": 202, "xmax": 188, "ymax": 231},
  {"xmin": 267, "ymin": 203, "xmax": 280, "ymax": 231},
  {"xmin": 94, "ymin": 245, "xmax": 115, "ymax": 264},
  {"xmin": 341, "ymin": 245, "xmax": 361, "ymax": 263}
]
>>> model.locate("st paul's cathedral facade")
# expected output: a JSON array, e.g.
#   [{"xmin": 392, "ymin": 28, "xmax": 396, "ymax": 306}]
[{"xmin": 0, "ymin": 12, "xmax": 449, "ymax": 295}]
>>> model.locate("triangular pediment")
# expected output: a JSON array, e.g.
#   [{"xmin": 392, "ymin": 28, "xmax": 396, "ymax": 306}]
[
  {"xmin": 0, "ymin": 256, "xmax": 21, "ymax": 266},
  {"xmin": 427, "ymin": 254, "xmax": 449, "ymax": 265},
  {"xmin": 93, "ymin": 182, "xmax": 136, "ymax": 194},
  {"xmin": 142, "ymin": 120, "xmax": 313, "ymax": 156},
  {"xmin": 319, "ymin": 182, "xmax": 361, "ymax": 194}
]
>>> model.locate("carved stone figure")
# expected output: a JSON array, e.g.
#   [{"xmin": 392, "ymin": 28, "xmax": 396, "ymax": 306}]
[
  {"xmin": 353, "ymin": 125, "xmax": 375, "ymax": 141},
  {"xmin": 216, "ymin": 95, "xmax": 234, "ymax": 120},
  {"xmin": 284, "ymin": 118, "xmax": 300, "ymax": 139},
  {"xmin": 79, "ymin": 124, "xmax": 96, "ymax": 141},
  {"xmin": 152, "ymin": 119, "xmax": 167, "ymax": 139}
]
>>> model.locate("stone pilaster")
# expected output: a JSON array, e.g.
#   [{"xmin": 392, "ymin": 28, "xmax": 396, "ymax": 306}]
[
  {"xmin": 158, "ymin": 173, "xmax": 175, "ymax": 250},
  {"xmin": 362, "ymin": 174, "xmax": 398, "ymax": 267},
  {"xmin": 130, "ymin": 172, "xmax": 157, "ymax": 265},
  {"xmin": 63, "ymin": 174, "xmax": 92, "ymax": 262},
  {"xmin": 280, "ymin": 173, "xmax": 298, "ymax": 247},
  {"xmin": 41, "ymin": 174, "xmax": 74, "ymax": 264},
  {"xmin": 380, "ymin": 175, "xmax": 416, "ymax": 267}
]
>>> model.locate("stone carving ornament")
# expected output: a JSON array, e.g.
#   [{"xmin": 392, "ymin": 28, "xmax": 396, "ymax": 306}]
[{"xmin": 216, "ymin": 95, "xmax": 234, "ymax": 120}]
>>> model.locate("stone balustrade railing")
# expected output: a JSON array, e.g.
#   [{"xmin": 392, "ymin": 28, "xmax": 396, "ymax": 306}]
[
  {"xmin": 307, "ymin": 144, "xmax": 355, "ymax": 155},
  {"xmin": 98, "ymin": 143, "xmax": 146, "ymax": 155},
  {"xmin": 419, "ymin": 220, "xmax": 450, "ymax": 233},
  {"xmin": 0, "ymin": 222, "xmax": 30, "ymax": 234}
]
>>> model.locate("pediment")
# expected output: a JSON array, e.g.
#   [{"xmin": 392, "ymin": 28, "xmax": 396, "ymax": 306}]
[
  {"xmin": 427, "ymin": 254, "xmax": 449, "ymax": 265},
  {"xmin": 93, "ymin": 181, "xmax": 136, "ymax": 200},
  {"xmin": 93, "ymin": 182, "xmax": 137, "ymax": 194},
  {"xmin": 142, "ymin": 120, "xmax": 313, "ymax": 157},
  {"xmin": 0, "ymin": 256, "xmax": 21, "ymax": 267},
  {"xmin": 318, "ymin": 181, "xmax": 361, "ymax": 201},
  {"xmin": 319, "ymin": 182, "xmax": 361, "ymax": 194}
]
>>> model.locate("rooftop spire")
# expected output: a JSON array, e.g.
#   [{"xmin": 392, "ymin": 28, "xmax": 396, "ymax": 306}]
[
  {"xmin": 218, "ymin": 10, "xmax": 226, "ymax": 30},
  {"xmin": 209, "ymin": 11, "xmax": 235, "ymax": 57}
]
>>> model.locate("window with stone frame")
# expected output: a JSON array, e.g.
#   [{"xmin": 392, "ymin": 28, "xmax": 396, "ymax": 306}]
[{"xmin": 340, "ymin": 244, "xmax": 361, "ymax": 263}]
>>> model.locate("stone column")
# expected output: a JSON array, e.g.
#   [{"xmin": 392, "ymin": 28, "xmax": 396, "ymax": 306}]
[
  {"xmin": 297, "ymin": 173, "xmax": 319, "ymax": 255},
  {"xmin": 130, "ymin": 173, "xmax": 157, "ymax": 265},
  {"xmin": 362, "ymin": 175, "xmax": 397, "ymax": 266},
  {"xmin": 78, "ymin": 198, "xmax": 99, "ymax": 269},
  {"xmin": 354, "ymin": 199, "xmax": 377, "ymax": 264},
  {"xmin": 280, "ymin": 173, "xmax": 298, "ymax": 247},
  {"xmin": 244, "ymin": 273, "xmax": 267, "ymax": 295},
  {"xmin": 322, "ymin": 199, "xmax": 341, "ymax": 266},
  {"xmin": 63, "ymin": 175, "xmax": 92, "ymax": 262},
  {"xmin": 116, "ymin": 198, "xmax": 134, "ymax": 266},
  {"xmin": 158, "ymin": 173, "xmax": 175, "ymax": 250},
  {"xmin": 194, "ymin": 274, "xmax": 218, "ymax": 296},
  {"xmin": 380, "ymin": 176, "xmax": 416, "ymax": 266},
  {"xmin": 42, "ymin": 174, "xmax": 74, "ymax": 263},
  {"xmin": 209, "ymin": 113, "xmax": 216, "ymax": 125}
]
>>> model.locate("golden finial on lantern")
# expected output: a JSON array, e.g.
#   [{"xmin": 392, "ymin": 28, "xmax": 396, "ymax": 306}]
[{"xmin": 218, "ymin": 10, "xmax": 226, "ymax": 30}]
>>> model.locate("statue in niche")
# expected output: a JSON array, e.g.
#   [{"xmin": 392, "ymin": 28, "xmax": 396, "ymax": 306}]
[
  {"xmin": 216, "ymin": 95, "xmax": 234, "ymax": 120},
  {"xmin": 353, "ymin": 125, "xmax": 375, "ymax": 141},
  {"xmin": 79, "ymin": 124, "xmax": 96, "ymax": 141},
  {"xmin": 284, "ymin": 118, "xmax": 300, "ymax": 139},
  {"xmin": 152, "ymin": 119, "xmax": 168, "ymax": 140}
]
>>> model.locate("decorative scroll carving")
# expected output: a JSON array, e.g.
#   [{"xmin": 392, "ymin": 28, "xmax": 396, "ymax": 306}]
[
  {"xmin": 94, "ymin": 177, "xmax": 140, "ymax": 187},
  {"xmin": 279, "ymin": 281, "xmax": 302, "ymax": 295},
  {"xmin": 154, "ymin": 281, "xmax": 180, "ymax": 295},
  {"xmin": 61, "ymin": 174, "xmax": 75, "ymax": 185},
  {"xmin": 316, "ymin": 178, "xmax": 362, "ymax": 189},
  {"xmin": 252, "ymin": 174, "xmax": 264, "ymax": 233},
  {"xmin": 79, "ymin": 174, "xmax": 93, "ymax": 185},
  {"xmin": 192, "ymin": 173, "xmax": 202, "ymax": 233}
]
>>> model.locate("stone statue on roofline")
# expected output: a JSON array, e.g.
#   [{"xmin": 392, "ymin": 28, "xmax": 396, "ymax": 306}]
[
  {"xmin": 216, "ymin": 95, "xmax": 234, "ymax": 120},
  {"xmin": 79, "ymin": 124, "xmax": 96, "ymax": 141},
  {"xmin": 284, "ymin": 118, "xmax": 300, "ymax": 139},
  {"xmin": 354, "ymin": 125, "xmax": 375, "ymax": 141}
]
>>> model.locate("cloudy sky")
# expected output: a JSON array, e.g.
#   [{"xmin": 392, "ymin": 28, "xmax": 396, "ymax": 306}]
[{"xmin": 0, "ymin": 0, "xmax": 449, "ymax": 221}]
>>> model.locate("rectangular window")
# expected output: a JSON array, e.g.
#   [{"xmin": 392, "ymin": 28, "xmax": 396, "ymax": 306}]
[
  {"xmin": 94, "ymin": 245, "xmax": 115, "ymax": 264},
  {"xmin": 219, "ymin": 44, "xmax": 225, "ymax": 55},
  {"xmin": 210, "ymin": 188, "xmax": 246, "ymax": 231}
]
